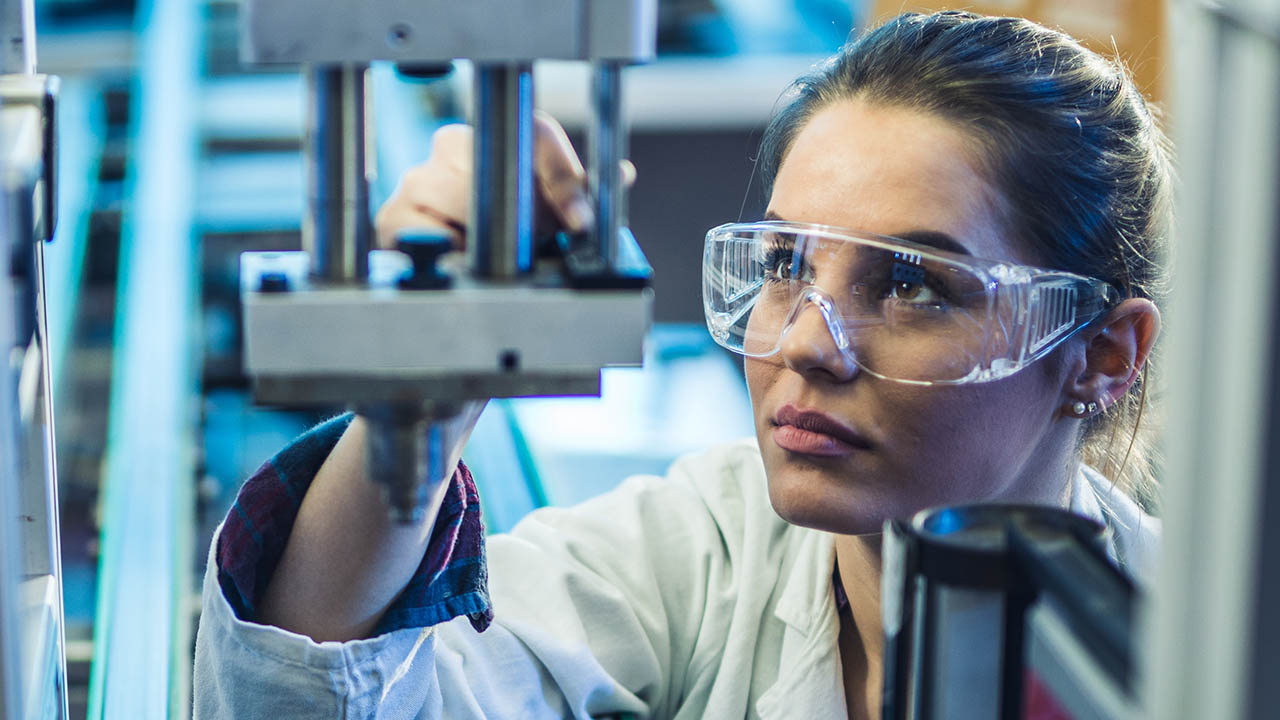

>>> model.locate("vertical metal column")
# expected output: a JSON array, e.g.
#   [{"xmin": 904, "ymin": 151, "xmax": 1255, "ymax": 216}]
[
  {"xmin": 305, "ymin": 65, "xmax": 370, "ymax": 284},
  {"xmin": 1145, "ymin": 1, "xmax": 1280, "ymax": 718},
  {"xmin": 589, "ymin": 63, "xmax": 626, "ymax": 267},
  {"xmin": 469, "ymin": 63, "xmax": 534, "ymax": 279},
  {"xmin": 0, "ymin": 0, "xmax": 36, "ymax": 75},
  {"xmin": 363, "ymin": 405, "xmax": 456, "ymax": 524},
  {"xmin": 0, "ymin": 204, "xmax": 24, "ymax": 720}
]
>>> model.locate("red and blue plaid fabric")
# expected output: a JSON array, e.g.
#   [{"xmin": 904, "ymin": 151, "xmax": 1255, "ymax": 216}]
[{"xmin": 215, "ymin": 413, "xmax": 493, "ymax": 634}]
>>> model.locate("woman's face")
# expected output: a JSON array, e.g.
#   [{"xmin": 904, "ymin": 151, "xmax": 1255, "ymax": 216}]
[{"xmin": 749, "ymin": 100, "xmax": 1077, "ymax": 535}]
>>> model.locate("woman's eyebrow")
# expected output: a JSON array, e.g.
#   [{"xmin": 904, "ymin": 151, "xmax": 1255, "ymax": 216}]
[
  {"xmin": 762, "ymin": 211, "xmax": 973, "ymax": 256},
  {"xmin": 893, "ymin": 230, "xmax": 972, "ymax": 256}
]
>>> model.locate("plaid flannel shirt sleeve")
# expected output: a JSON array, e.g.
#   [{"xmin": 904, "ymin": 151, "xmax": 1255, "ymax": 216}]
[{"xmin": 214, "ymin": 413, "xmax": 493, "ymax": 634}]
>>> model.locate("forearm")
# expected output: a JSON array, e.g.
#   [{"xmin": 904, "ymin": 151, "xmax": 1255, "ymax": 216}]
[{"xmin": 257, "ymin": 416, "xmax": 449, "ymax": 641}]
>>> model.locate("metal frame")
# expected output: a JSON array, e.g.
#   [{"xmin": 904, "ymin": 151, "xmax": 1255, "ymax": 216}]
[
  {"xmin": 0, "ymin": 138, "xmax": 27, "ymax": 720},
  {"xmin": 1144, "ymin": 0, "xmax": 1280, "ymax": 717},
  {"xmin": 239, "ymin": 0, "xmax": 658, "ymax": 521},
  {"xmin": 0, "ymin": 0, "xmax": 69, "ymax": 714},
  {"xmin": 241, "ymin": 0, "xmax": 656, "ymax": 64},
  {"xmin": 242, "ymin": 254, "xmax": 650, "ymax": 376}
]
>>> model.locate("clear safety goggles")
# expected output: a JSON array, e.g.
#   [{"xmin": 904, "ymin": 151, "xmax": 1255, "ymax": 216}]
[{"xmin": 702, "ymin": 222, "xmax": 1119, "ymax": 385}]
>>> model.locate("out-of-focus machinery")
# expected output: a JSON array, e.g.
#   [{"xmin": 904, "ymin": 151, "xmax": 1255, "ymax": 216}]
[
  {"xmin": 1145, "ymin": 1, "xmax": 1280, "ymax": 719},
  {"xmin": 880, "ymin": 506, "xmax": 1137, "ymax": 720},
  {"xmin": 237, "ymin": 0, "xmax": 657, "ymax": 521},
  {"xmin": 0, "ymin": 0, "xmax": 67, "ymax": 715}
]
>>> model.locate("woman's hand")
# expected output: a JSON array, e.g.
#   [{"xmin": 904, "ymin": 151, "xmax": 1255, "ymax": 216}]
[
  {"xmin": 375, "ymin": 111, "xmax": 635, "ymax": 249},
  {"xmin": 257, "ymin": 114, "xmax": 632, "ymax": 643}
]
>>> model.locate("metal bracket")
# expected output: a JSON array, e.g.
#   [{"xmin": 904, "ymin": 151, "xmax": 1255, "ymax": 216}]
[{"xmin": 0, "ymin": 74, "xmax": 58, "ymax": 243}]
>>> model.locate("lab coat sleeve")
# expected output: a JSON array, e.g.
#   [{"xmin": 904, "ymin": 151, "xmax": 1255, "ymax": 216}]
[{"xmin": 194, "ymin": 445, "xmax": 746, "ymax": 719}]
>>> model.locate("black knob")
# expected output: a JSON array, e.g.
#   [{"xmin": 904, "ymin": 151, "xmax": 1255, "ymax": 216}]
[
  {"xmin": 258, "ymin": 271, "xmax": 290, "ymax": 293},
  {"xmin": 395, "ymin": 63, "xmax": 454, "ymax": 81},
  {"xmin": 396, "ymin": 231, "xmax": 454, "ymax": 290}
]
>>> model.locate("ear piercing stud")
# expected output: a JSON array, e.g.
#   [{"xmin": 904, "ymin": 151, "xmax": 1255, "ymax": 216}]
[{"xmin": 1070, "ymin": 399, "xmax": 1105, "ymax": 418}]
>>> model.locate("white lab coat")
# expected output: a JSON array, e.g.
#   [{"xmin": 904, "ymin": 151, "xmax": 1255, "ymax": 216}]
[{"xmin": 192, "ymin": 438, "xmax": 1159, "ymax": 719}]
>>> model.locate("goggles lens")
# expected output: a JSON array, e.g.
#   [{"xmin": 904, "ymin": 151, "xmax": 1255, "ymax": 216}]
[{"xmin": 703, "ymin": 222, "xmax": 1117, "ymax": 384}]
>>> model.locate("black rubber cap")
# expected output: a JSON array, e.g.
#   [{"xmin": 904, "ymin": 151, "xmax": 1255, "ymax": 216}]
[{"xmin": 396, "ymin": 230, "xmax": 454, "ymax": 290}]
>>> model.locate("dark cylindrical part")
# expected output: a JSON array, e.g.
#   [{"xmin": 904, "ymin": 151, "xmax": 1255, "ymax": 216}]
[
  {"xmin": 305, "ymin": 64, "xmax": 371, "ymax": 284},
  {"xmin": 881, "ymin": 505, "xmax": 1108, "ymax": 720},
  {"xmin": 588, "ymin": 62, "xmax": 626, "ymax": 267},
  {"xmin": 363, "ymin": 407, "xmax": 453, "ymax": 524},
  {"xmin": 469, "ymin": 63, "xmax": 534, "ymax": 279}
]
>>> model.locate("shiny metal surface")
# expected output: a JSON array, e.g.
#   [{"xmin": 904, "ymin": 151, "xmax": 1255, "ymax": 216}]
[
  {"xmin": 1147, "ymin": 0, "xmax": 1280, "ymax": 717},
  {"xmin": 1, "ymin": 160, "xmax": 26, "ymax": 720},
  {"xmin": 913, "ymin": 504, "xmax": 1107, "ymax": 551},
  {"xmin": 1, "ymin": 93, "xmax": 67, "ymax": 720},
  {"xmin": 589, "ymin": 63, "xmax": 625, "ymax": 267},
  {"xmin": 240, "ymin": 0, "xmax": 657, "ymax": 523},
  {"xmin": 241, "ymin": 0, "xmax": 655, "ymax": 65},
  {"xmin": 305, "ymin": 65, "xmax": 370, "ymax": 284},
  {"xmin": 252, "ymin": 373, "xmax": 601, "ymax": 406},
  {"xmin": 469, "ymin": 64, "xmax": 533, "ymax": 279},
  {"xmin": 884, "ymin": 505, "xmax": 1110, "ymax": 720},
  {"xmin": 363, "ymin": 405, "xmax": 458, "ymax": 523},
  {"xmin": 241, "ymin": 257, "xmax": 650, "ymax": 376},
  {"xmin": 1027, "ymin": 604, "xmax": 1137, "ymax": 720}
]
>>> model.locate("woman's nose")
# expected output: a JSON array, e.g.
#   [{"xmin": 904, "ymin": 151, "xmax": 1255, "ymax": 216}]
[{"xmin": 777, "ymin": 290, "xmax": 859, "ymax": 382}]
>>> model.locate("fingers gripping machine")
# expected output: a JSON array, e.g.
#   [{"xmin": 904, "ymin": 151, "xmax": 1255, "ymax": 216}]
[{"xmin": 237, "ymin": 1, "xmax": 658, "ymax": 521}]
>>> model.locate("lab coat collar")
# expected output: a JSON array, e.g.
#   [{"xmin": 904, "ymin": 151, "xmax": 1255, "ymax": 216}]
[
  {"xmin": 756, "ymin": 528, "xmax": 847, "ymax": 719},
  {"xmin": 1068, "ymin": 464, "xmax": 1122, "ymax": 564},
  {"xmin": 754, "ymin": 466, "xmax": 1122, "ymax": 720},
  {"xmin": 769, "ymin": 467, "xmax": 1108, "ymax": 637},
  {"xmin": 771, "ymin": 527, "xmax": 837, "ymax": 634}
]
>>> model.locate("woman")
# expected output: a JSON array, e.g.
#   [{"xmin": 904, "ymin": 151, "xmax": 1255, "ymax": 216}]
[{"xmin": 194, "ymin": 11, "xmax": 1169, "ymax": 719}]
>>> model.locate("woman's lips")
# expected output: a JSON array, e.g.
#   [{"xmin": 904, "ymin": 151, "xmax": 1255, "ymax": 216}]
[{"xmin": 771, "ymin": 404, "xmax": 871, "ymax": 457}]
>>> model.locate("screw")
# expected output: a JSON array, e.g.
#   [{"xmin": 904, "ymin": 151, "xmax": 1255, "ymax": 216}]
[{"xmin": 388, "ymin": 23, "xmax": 412, "ymax": 47}]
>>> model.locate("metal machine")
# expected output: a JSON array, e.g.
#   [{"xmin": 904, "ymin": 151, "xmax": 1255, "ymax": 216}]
[
  {"xmin": 1145, "ymin": 0, "xmax": 1280, "ymax": 718},
  {"xmin": 0, "ymin": 0, "xmax": 67, "ymax": 715},
  {"xmin": 881, "ymin": 505, "xmax": 1137, "ymax": 720},
  {"xmin": 238, "ymin": 0, "xmax": 657, "ymax": 521}
]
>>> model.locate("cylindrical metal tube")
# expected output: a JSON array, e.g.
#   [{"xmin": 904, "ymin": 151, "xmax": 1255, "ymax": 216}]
[
  {"xmin": 469, "ymin": 63, "xmax": 534, "ymax": 279},
  {"xmin": 305, "ymin": 64, "xmax": 370, "ymax": 284},
  {"xmin": 363, "ymin": 406, "xmax": 454, "ymax": 524},
  {"xmin": 589, "ymin": 62, "xmax": 626, "ymax": 267},
  {"xmin": 882, "ymin": 505, "xmax": 1109, "ymax": 720}
]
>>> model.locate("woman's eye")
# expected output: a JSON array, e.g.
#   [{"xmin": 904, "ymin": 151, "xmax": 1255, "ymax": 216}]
[
  {"xmin": 762, "ymin": 249, "xmax": 805, "ymax": 281},
  {"xmin": 888, "ymin": 281, "xmax": 944, "ymax": 306}
]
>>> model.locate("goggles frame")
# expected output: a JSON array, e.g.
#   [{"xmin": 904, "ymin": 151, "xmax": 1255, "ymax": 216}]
[{"xmin": 702, "ymin": 221, "xmax": 1121, "ymax": 385}]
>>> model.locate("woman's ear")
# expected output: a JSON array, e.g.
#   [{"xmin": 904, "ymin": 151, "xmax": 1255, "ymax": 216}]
[{"xmin": 1064, "ymin": 298, "xmax": 1162, "ymax": 410}]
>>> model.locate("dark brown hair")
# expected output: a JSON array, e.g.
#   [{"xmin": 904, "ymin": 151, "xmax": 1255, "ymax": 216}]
[{"xmin": 758, "ymin": 11, "xmax": 1173, "ymax": 509}]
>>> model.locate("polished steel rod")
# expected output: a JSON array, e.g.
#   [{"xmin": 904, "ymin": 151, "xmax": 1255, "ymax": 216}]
[
  {"xmin": 589, "ymin": 62, "xmax": 625, "ymax": 267},
  {"xmin": 305, "ymin": 64, "xmax": 370, "ymax": 284},
  {"xmin": 469, "ymin": 63, "xmax": 533, "ymax": 279}
]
